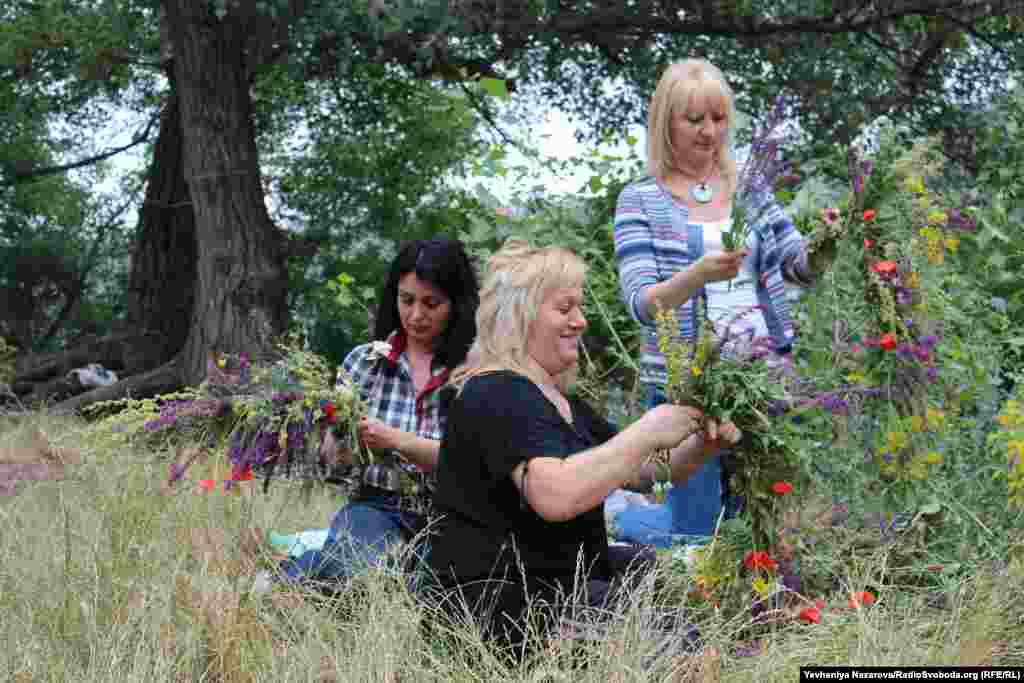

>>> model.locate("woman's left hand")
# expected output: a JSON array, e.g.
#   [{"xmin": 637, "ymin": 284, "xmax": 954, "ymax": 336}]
[
  {"xmin": 358, "ymin": 417, "xmax": 404, "ymax": 453},
  {"xmin": 701, "ymin": 419, "xmax": 742, "ymax": 455}
]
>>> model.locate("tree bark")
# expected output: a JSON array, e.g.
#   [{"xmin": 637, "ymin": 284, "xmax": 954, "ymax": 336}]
[
  {"xmin": 163, "ymin": 1, "xmax": 289, "ymax": 386},
  {"xmin": 127, "ymin": 75, "xmax": 196, "ymax": 367}
]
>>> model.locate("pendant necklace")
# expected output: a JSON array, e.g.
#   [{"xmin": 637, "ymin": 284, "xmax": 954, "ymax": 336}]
[{"xmin": 689, "ymin": 167, "xmax": 715, "ymax": 204}]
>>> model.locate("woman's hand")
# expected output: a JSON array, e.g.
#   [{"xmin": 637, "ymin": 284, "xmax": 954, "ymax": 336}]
[
  {"xmin": 636, "ymin": 404, "xmax": 704, "ymax": 451},
  {"xmin": 358, "ymin": 416, "xmax": 405, "ymax": 453},
  {"xmin": 694, "ymin": 250, "xmax": 747, "ymax": 284},
  {"xmin": 699, "ymin": 419, "xmax": 742, "ymax": 455}
]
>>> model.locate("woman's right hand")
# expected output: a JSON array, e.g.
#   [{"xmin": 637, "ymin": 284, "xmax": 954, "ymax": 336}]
[
  {"xmin": 636, "ymin": 404, "xmax": 703, "ymax": 451},
  {"xmin": 694, "ymin": 250, "xmax": 747, "ymax": 284}
]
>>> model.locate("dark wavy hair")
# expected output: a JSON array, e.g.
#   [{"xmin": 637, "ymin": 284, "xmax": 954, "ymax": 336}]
[{"xmin": 373, "ymin": 238, "xmax": 479, "ymax": 370}]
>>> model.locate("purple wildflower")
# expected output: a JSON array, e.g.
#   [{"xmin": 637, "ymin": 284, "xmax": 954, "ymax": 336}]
[
  {"xmin": 946, "ymin": 208, "xmax": 978, "ymax": 232},
  {"xmin": 821, "ymin": 394, "xmax": 850, "ymax": 416},
  {"xmin": 782, "ymin": 573, "xmax": 802, "ymax": 593},
  {"xmin": 926, "ymin": 367, "xmax": 938, "ymax": 383},
  {"xmin": 238, "ymin": 352, "xmax": 250, "ymax": 384},
  {"xmin": 735, "ymin": 642, "xmax": 761, "ymax": 658},
  {"xmin": 860, "ymin": 158, "xmax": 874, "ymax": 180},
  {"xmin": 168, "ymin": 463, "xmax": 184, "ymax": 483},
  {"xmin": 896, "ymin": 344, "xmax": 916, "ymax": 361},
  {"xmin": 882, "ymin": 452, "xmax": 894, "ymax": 463},
  {"xmin": 144, "ymin": 419, "xmax": 162, "ymax": 432},
  {"xmin": 895, "ymin": 288, "xmax": 913, "ymax": 307},
  {"xmin": 918, "ymin": 335, "xmax": 938, "ymax": 351},
  {"xmin": 915, "ymin": 348, "xmax": 932, "ymax": 363}
]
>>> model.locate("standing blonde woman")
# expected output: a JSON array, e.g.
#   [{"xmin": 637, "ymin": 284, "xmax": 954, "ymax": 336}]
[
  {"xmin": 426, "ymin": 240, "xmax": 740, "ymax": 653},
  {"xmin": 612, "ymin": 60, "xmax": 836, "ymax": 544}
]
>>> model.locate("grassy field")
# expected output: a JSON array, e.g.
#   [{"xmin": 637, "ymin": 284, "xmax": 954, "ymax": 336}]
[{"xmin": 2, "ymin": 410, "xmax": 1023, "ymax": 682}]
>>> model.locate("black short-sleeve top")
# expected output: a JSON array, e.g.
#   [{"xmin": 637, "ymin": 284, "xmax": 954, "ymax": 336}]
[{"xmin": 427, "ymin": 370, "xmax": 618, "ymax": 587}]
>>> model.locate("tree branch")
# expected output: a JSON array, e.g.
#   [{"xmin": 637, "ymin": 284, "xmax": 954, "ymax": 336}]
[{"xmin": 1, "ymin": 112, "xmax": 159, "ymax": 187}]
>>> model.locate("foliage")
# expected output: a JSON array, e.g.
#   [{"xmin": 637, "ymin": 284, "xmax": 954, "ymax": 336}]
[
  {"xmin": 83, "ymin": 341, "xmax": 366, "ymax": 491},
  {"xmin": 991, "ymin": 394, "xmax": 1024, "ymax": 509},
  {"xmin": 0, "ymin": 336, "xmax": 16, "ymax": 386}
]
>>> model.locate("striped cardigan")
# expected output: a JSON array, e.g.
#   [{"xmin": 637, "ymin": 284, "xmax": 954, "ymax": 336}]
[{"xmin": 613, "ymin": 176, "xmax": 815, "ymax": 388}]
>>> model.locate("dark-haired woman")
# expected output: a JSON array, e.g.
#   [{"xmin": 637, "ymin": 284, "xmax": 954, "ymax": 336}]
[{"xmin": 280, "ymin": 238, "xmax": 479, "ymax": 588}]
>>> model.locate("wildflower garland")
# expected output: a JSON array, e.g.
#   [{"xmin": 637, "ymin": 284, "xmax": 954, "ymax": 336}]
[
  {"xmin": 654, "ymin": 307, "xmax": 800, "ymax": 549},
  {"xmin": 85, "ymin": 343, "xmax": 366, "ymax": 491}
]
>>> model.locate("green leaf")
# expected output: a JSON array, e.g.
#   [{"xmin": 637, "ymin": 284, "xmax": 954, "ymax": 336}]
[{"xmin": 479, "ymin": 77, "xmax": 509, "ymax": 100}]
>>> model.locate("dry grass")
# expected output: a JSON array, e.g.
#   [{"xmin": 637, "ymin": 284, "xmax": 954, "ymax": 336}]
[{"xmin": 1, "ymin": 410, "xmax": 1022, "ymax": 682}]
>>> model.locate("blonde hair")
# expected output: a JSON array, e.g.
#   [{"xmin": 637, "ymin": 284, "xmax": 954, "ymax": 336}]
[
  {"xmin": 646, "ymin": 59, "xmax": 738, "ymax": 198},
  {"xmin": 449, "ymin": 240, "xmax": 587, "ymax": 394}
]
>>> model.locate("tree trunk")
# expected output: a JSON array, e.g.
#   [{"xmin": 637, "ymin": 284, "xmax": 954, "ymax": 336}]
[
  {"xmin": 163, "ymin": 1, "xmax": 289, "ymax": 386},
  {"xmin": 127, "ymin": 74, "xmax": 196, "ymax": 367}
]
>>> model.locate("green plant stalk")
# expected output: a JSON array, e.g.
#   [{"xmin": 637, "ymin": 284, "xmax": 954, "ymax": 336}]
[{"xmin": 585, "ymin": 279, "xmax": 640, "ymax": 374}]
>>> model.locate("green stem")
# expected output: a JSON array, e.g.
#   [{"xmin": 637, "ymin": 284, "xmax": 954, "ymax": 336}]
[{"xmin": 585, "ymin": 279, "xmax": 639, "ymax": 374}]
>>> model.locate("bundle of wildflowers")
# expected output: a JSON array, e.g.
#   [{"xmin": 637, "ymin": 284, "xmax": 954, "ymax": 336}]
[
  {"xmin": 724, "ymin": 95, "xmax": 793, "ymax": 252},
  {"xmin": 654, "ymin": 306, "xmax": 802, "ymax": 548},
  {"xmin": 85, "ymin": 341, "xmax": 365, "ymax": 492}
]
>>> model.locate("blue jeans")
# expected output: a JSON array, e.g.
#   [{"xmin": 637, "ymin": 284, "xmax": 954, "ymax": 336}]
[
  {"xmin": 613, "ymin": 386, "xmax": 729, "ymax": 548},
  {"xmin": 279, "ymin": 499, "xmax": 427, "ymax": 589}
]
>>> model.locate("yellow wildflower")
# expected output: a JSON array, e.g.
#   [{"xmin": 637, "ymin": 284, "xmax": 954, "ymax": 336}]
[
  {"xmin": 910, "ymin": 415, "xmax": 925, "ymax": 433},
  {"xmin": 996, "ymin": 414, "xmax": 1010, "ymax": 428},
  {"xmin": 216, "ymin": 357, "xmax": 227, "ymax": 369},
  {"xmin": 923, "ymin": 451, "xmax": 944, "ymax": 465},
  {"xmin": 691, "ymin": 366, "xmax": 702, "ymax": 377},
  {"xmin": 909, "ymin": 462, "xmax": 928, "ymax": 480},
  {"xmin": 926, "ymin": 407, "xmax": 945, "ymax": 430},
  {"xmin": 886, "ymin": 430, "xmax": 909, "ymax": 452},
  {"xmin": 904, "ymin": 175, "xmax": 926, "ymax": 195},
  {"xmin": 927, "ymin": 211, "xmax": 948, "ymax": 225},
  {"xmin": 752, "ymin": 577, "xmax": 771, "ymax": 598},
  {"xmin": 944, "ymin": 237, "xmax": 959, "ymax": 252}
]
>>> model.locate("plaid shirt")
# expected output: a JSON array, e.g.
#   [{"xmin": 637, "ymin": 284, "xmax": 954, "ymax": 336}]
[{"xmin": 336, "ymin": 330, "xmax": 449, "ymax": 514}]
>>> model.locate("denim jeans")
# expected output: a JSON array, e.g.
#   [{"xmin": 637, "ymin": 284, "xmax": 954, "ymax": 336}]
[
  {"xmin": 279, "ymin": 499, "xmax": 427, "ymax": 589},
  {"xmin": 613, "ymin": 386, "xmax": 731, "ymax": 548}
]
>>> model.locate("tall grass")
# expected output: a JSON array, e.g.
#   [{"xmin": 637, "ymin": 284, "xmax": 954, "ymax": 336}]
[{"xmin": 2, "ymin": 411, "xmax": 1022, "ymax": 682}]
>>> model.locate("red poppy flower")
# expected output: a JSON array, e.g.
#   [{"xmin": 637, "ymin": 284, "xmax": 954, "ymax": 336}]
[
  {"xmin": 863, "ymin": 209, "xmax": 877, "ymax": 222},
  {"xmin": 771, "ymin": 481, "xmax": 794, "ymax": 496},
  {"xmin": 198, "ymin": 479, "xmax": 215, "ymax": 492},
  {"xmin": 322, "ymin": 402, "xmax": 337, "ymax": 424},
  {"xmin": 231, "ymin": 465, "xmax": 253, "ymax": 482},
  {"xmin": 744, "ymin": 551, "xmax": 778, "ymax": 572},
  {"xmin": 870, "ymin": 260, "xmax": 897, "ymax": 275},
  {"xmin": 848, "ymin": 591, "xmax": 876, "ymax": 608},
  {"xmin": 864, "ymin": 239, "xmax": 873, "ymax": 249},
  {"xmin": 879, "ymin": 333, "xmax": 898, "ymax": 351},
  {"xmin": 798, "ymin": 606, "xmax": 821, "ymax": 624}
]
